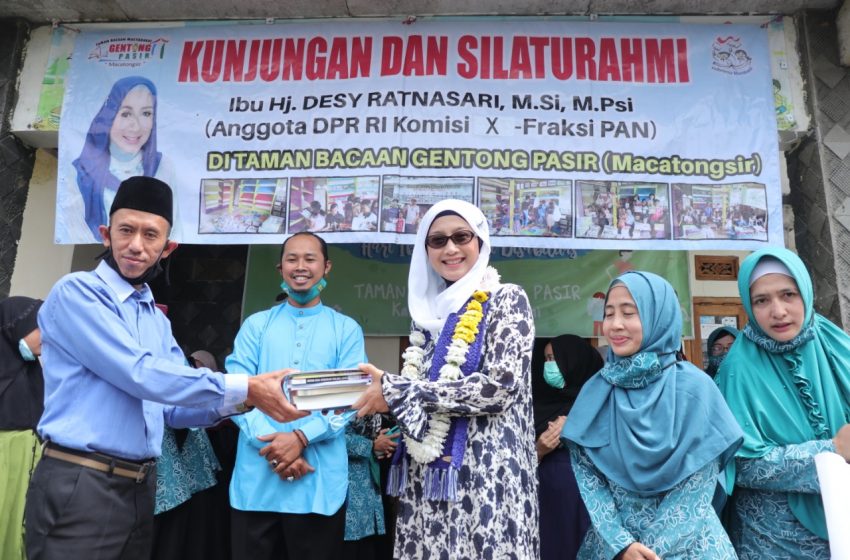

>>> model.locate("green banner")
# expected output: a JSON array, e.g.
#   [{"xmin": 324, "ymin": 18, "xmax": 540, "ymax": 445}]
[{"xmin": 243, "ymin": 245, "xmax": 692, "ymax": 338}]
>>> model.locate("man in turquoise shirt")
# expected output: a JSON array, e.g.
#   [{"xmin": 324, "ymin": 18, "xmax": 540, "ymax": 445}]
[{"xmin": 226, "ymin": 231, "xmax": 366, "ymax": 560}]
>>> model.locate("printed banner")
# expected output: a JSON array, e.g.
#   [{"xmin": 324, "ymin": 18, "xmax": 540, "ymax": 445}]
[
  {"xmin": 33, "ymin": 27, "xmax": 75, "ymax": 132},
  {"xmin": 243, "ymin": 245, "xmax": 693, "ymax": 337},
  {"xmin": 57, "ymin": 19, "xmax": 780, "ymax": 250}
]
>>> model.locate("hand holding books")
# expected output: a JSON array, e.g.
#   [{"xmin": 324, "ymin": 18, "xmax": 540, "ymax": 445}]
[
  {"xmin": 352, "ymin": 363, "xmax": 390, "ymax": 417},
  {"xmin": 283, "ymin": 368, "xmax": 372, "ymax": 411},
  {"xmin": 246, "ymin": 368, "xmax": 310, "ymax": 422}
]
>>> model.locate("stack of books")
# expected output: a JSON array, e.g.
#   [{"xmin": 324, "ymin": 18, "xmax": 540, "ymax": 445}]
[{"xmin": 284, "ymin": 369, "xmax": 372, "ymax": 411}]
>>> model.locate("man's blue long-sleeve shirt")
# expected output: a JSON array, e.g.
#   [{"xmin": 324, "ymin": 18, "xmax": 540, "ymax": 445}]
[{"xmin": 37, "ymin": 261, "xmax": 247, "ymax": 461}]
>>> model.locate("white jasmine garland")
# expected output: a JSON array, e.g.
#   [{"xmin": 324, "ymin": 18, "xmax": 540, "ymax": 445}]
[
  {"xmin": 439, "ymin": 363, "xmax": 462, "ymax": 381},
  {"xmin": 409, "ymin": 330, "xmax": 427, "ymax": 347},
  {"xmin": 401, "ymin": 346, "xmax": 425, "ymax": 376},
  {"xmin": 446, "ymin": 339, "xmax": 469, "ymax": 365},
  {"xmin": 480, "ymin": 266, "xmax": 501, "ymax": 293},
  {"xmin": 401, "ymin": 327, "xmax": 449, "ymax": 463},
  {"xmin": 399, "ymin": 267, "xmax": 501, "ymax": 464}
]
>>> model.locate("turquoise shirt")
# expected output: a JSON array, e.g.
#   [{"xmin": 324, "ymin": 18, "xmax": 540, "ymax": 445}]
[{"xmin": 225, "ymin": 301, "xmax": 366, "ymax": 515}]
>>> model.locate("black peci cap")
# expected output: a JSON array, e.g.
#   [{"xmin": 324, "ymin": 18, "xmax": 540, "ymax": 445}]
[{"xmin": 110, "ymin": 176, "xmax": 173, "ymax": 225}]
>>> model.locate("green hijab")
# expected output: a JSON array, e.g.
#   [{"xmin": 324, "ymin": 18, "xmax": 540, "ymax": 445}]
[{"xmin": 716, "ymin": 246, "xmax": 850, "ymax": 539}]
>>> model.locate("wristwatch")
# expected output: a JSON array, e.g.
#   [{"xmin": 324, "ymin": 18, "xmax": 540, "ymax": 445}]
[{"xmin": 234, "ymin": 400, "xmax": 254, "ymax": 413}]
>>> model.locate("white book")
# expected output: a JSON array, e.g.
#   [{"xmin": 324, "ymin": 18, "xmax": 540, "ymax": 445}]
[
  {"xmin": 291, "ymin": 384, "xmax": 369, "ymax": 411},
  {"xmin": 815, "ymin": 452, "xmax": 850, "ymax": 560},
  {"xmin": 287, "ymin": 369, "xmax": 369, "ymax": 386},
  {"xmin": 292, "ymin": 384, "xmax": 368, "ymax": 397},
  {"xmin": 284, "ymin": 368, "xmax": 372, "ymax": 411}
]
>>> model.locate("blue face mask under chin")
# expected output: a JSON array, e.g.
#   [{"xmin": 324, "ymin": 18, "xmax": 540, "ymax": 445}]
[
  {"xmin": 280, "ymin": 277, "xmax": 327, "ymax": 305},
  {"xmin": 543, "ymin": 361, "xmax": 565, "ymax": 389},
  {"xmin": 19, "ymin": 338, "xmax": 36, "ymax": 361}
]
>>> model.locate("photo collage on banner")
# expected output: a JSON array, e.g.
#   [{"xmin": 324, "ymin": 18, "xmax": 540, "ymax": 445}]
[
  {"xmin": 670, "ymin": 182, "xmax": 768, "ymax": 240},
  {"xmin": 195, "ymin": 175, "xmax": 763, "ymax": 243},
  {"xmin": 575, "ymin": 180, "xmax": 670, "ymax": 240}
]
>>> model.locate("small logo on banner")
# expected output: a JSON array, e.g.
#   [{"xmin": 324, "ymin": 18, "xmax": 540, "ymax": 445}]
[
  {"xmin": 710, "ymin": 36, "xmax": 752, "ymax": 75},
  {"xmin": 88, "ymin": 37, "xmax": 168, "ymax": 68}
]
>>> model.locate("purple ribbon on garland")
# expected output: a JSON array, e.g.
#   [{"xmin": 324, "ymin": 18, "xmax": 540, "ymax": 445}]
[{"xmin": 387, "ymin": 294, "xmax": 491, "ymax": 501}]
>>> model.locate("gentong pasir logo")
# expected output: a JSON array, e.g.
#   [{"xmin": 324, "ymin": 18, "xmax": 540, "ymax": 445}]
[
  {"xmin": 711, "ymin": 36, "xmax": 753, "ymax": 75},
  {"xmin": 88, "ymin": 37, "xmax": 168, "ymax": 68}
]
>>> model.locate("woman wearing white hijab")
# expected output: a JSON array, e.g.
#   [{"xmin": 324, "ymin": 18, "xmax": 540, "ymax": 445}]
[{"xmin": 355, "ymin": 199, "xmax": 539, "ymax": 559}]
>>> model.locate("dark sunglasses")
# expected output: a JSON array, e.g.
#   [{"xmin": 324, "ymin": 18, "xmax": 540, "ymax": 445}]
[{"xmin": 425, "ymin": 229, "xmax": 476, "ymax": 249}]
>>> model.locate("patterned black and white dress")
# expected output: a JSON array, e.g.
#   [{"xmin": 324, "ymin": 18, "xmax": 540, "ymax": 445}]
[{"xmin": 383, "ymin": 283, "xmax": 539, "ymax": 559}]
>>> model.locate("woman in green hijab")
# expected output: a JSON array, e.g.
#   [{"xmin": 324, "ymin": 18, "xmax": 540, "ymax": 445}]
[{"xmin": 716, "ymin": 247, "xmax": 850, "ymax": 559}]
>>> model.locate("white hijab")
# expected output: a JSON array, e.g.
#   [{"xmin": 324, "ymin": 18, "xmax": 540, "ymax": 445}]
[{"xmin": 407, "ymin": 200, "xmax": 493, "ymax": 334}]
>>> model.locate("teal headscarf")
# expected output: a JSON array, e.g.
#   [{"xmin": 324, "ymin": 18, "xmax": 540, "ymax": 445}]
[
  {"xmin": 716, "ymin": 247, "xmax": 850, "ymax": 540},
  {"xmin": 563, "ymin": 271, "xmax": 743, "ymax": 495},
  {"xmin": 705, "ymin": 326, "xmax": 740, "ymax": 377}
]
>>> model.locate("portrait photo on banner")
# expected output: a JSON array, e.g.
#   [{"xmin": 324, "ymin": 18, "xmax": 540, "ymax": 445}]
[{"xmin": 57, "ymin": 75, "xmax": 178, "ymax": 243}]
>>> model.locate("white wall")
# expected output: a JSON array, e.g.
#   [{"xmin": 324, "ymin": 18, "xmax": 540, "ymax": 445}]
[
  {"xmin": 364, "ymin": 336, "xmax": 402, "ymax": 373},
  {"xmin": 9, "ymin": 149, "xmax": 75, "ymax": 299}
]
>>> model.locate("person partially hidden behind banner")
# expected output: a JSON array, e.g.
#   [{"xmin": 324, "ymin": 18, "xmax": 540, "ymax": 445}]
[
  {"xmin": 25, "ymin": 176, "xmax": 304, "ymax": 560},
  {"xmin": 353, "ymin": 199, "xmax": 539, "ymax": 559},
  {"xmin": 561, "ymin": 271, "xmax": 743, "ymax": 560},
  {"xmin": 225, "ymin": 231, "xmax": 366, "ymax": 560},
  {"xmin": 716, "ymin": 248, "xmax": 850, "ymax": 559},
  {"xmin": 57, "ymin": 76, "xmax": 179, "ymax": 243}
]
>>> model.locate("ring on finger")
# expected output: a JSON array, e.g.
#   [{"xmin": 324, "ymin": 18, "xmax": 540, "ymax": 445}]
[
  {"xmin": 286, "ymin": 476, "xmax": 295, "ymax": 482},
  {"xmin": 271, "ymin": 459, "xmax": 279, "ymax": 468}
]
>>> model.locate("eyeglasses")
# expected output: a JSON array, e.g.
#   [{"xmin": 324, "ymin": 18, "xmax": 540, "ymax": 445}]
[
  {"xmin": 425, "ymin": 230, "xmax": 476, "ymax": 249},
  {"xmin": 710, "ymin": 343, "xmax": 733, "ymax": 355}
]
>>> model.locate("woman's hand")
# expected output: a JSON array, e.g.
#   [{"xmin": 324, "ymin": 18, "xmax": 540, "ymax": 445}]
[
  {"xmin": 373, "ymin": 428, "xmax": 400, "ymax": 459},
  {"xmin": 620, "ymin": 542, "xmax": 660, "ymax": 560},
  {"xmin": 834, "ymin": 424, "xmax": 850, "ymax": 462},
  {"xmin": 353, "ymin": 363, "xmax": 389, "ymax": 417},
  {"xmin": 535, "ymin": 416, "xmax": 566, "ymax": 461}
]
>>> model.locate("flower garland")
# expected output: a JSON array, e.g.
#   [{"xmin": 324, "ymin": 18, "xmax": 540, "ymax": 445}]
[{"xmin": 399, "ymin": 267, "xmax": 499, "ymax": 464}]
